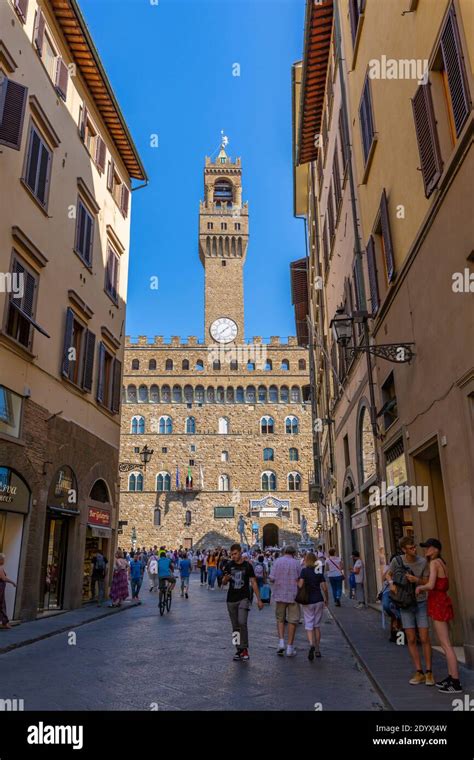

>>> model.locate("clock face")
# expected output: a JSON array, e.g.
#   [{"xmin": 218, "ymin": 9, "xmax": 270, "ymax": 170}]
[{"xmin": 210, "ymin": 317, "xmax": 238, "ymax": 344}]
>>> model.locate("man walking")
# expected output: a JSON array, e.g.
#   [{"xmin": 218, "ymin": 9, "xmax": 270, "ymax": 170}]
[
  {"xmin": 222, "ymin": 543, "xmax": 263, "ymax": 662},
  {"xmin": 269, "ymin": 546, "xmax": 301, "ymax": 657},
  {"xmin": 90, "ymin": 550, "xmax": 108, "ymax": 607},
  {"xmin": 130, "ymin": 553, "xmax": 143, "ymax": 603},
  {"xmin": 387, "ymin": 536, "xmax": 433, "ymax": 685},
  {"xmin": 178, "ymin": 552, "xmax": 192, "ymax": 598},
  {"xmin": 351, "ymin": 551, "xmax": 365, "ymax": 608},
  {"xmin": 147, "ymin": 551, "xmax": 159, "ymax": 593}
]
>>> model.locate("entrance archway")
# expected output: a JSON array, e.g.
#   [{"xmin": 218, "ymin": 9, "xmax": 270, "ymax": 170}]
[{"xmin": 262, "ymin": 523, "xmax": 279, "ymax": 548}]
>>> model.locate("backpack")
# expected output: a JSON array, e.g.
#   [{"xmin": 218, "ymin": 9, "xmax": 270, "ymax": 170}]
[
  {"xmin": 95, "ymin": 555, "xmax": 105, "ymax": 573},
  {"xmin": 254, "ymin": 562, "xmax": 265, "ymax": 578},
  {"xmin": 149, "ymin": 558, "xmax": 158, "ymax": 575},
  {"xmin": 389, "ymin": 556, "xmax": 417, "ymax": 609}
]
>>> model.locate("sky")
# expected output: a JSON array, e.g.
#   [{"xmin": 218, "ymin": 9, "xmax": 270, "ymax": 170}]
[{"xmin": 79, "ymin": 0, "xmax": 307, "ymax": 341}]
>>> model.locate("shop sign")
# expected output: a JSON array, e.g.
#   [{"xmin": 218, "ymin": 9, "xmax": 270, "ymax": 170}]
[
  {"xmin": 88, "ymin": 507, "xmax": 111, "ymax": 527},
  {"xmin": 386, "ymin": 453, "xmax": 407, "ymax": 489},
  {"xmin": 0, "ymin": 467, "xmax": 30, "ymax": 514},
  {"xmin": 351, "ymin": 508, "xmax": 369, "ymax": 530},
  {"xmin": 91, "ymin": 526, "xmax": 111, "ymax": 538}
]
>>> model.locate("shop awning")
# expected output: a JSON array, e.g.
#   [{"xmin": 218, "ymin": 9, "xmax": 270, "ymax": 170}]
[
  {"xmin": 47, "ymin": 506, "xmax": 80, "ymax": 517},
  {"xmin": 89, "ymin": 525, "xmax": 112, "ymax": 538}
]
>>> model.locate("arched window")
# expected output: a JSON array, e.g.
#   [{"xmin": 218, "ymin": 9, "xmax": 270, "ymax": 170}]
[
  {"xmin": 165, "ymin": 359, "xmax": 173, "ymax": 371},
  {"xmin": 214, "ymin": 179, "xmax": 233, "ymax": 203},
  {"xmin": 230, "ymin": 360, "xmax": 238, "ymax": 370},
  {"xmin": 172, "ymin": 385, "xmax": 182, "ymax": 403},
  {"xmin": 216, "ymin": 386, "xmax": 225, "ymax": 403},
  {"xmin": 236, "ymin": 386, "xmax": 245, "ymax": 403},
  {"xmin": 131, "ymin": 416, "xmax": 145, "ymax": 434},
  {"xmin": 182, "ymin": 359, "xmax": 189, "ymax": 370},
  {"xmin": 89, "ymin": 479, "xmax": 110, "ymax": 502},
  {"xmin": 221, "ymin": 451, "xmax": 229, "ymax": 462},
  {"xmin": 280, "ymin": 385, "xmax": 289, "ymax": 402},
  {"xmin": 161, "ymin": 384, "xmax": 171, "ymax": 402},
  {"xmin": 246, "ymin": 385, "xmax": 256, "ymax": 403},
  {"xmin": 359, "ymin": 405, "xmax": 376, "ymax": 483},
  {"xmin": 156, "ymin": 472, "xmax": 171, "ymax": 492},
  {"xmin": 195, "ymin": 360, "xmax": 204, "ymax": 371},
  {"xmin": 185, "ymin": 510, "xmax": 192, "ymax": 526},
  {"xmin": 291, "ymin": 386, "xmax": 301, "ymax": 403},
  {"xmin": 154, "ymin": 508, "xmax": 161, "ymax": 526},
  {"xmin": 288, "ymin": 472, "xmax": 302, "ymax": 491},
  {"xmin": 207, "ymin": 386, "xmax": 215, "ymax": 403},
  {"xmin": 258, "ymin": 385, "xmax": 267, "ymax": 403},
  {"xmin": 298, "ymin": 359, "xmax": 306, "ymax": 370},
  {"xmin": 129, "ymin": 472, "xmax": 143, "ymax": 492},
  {"xmin": 218, "ymin": 417, "xmax": 229, "ymax": 434},
  {"xmin": 149, "ymin": 359, "xmax": 156, "ymax": 370},
  {"xmin": 261, "ymin": 471, "xmax": 277, "ymax": 491},
  {"xmin": 219, "ymin": 474, "xmax": 230, "ymax": 491},
  {"xmin": 138, "ymin": 385, "xmax": 148, "ymax": 403},
  {"xmin": 285, "ymin": 415, "xmax": 299, "ymax": 434},
  {"xmin": 226, "ymin": 387, "xmax": 234, "ymax": 403},
  {"xmin": 185, "ymin": 416, "xmax": 195, "ymax": 434},
  {"xmin": 264, "ymin": 359, "xmax": 272, "ymax": 370},
  {"xmin": 260, "ymin": 415, "xmax": 274, "ymax": 434},
  {"xmin": 195, "ymin": 385, "xmax": 205, "ymax": 403},
  {"xmin": 213, "ymin": 360, "xmax": 221, "ymax": 371},
  {"xmin": 159, "ymin": 416, "xmax": 172, "ymax": 434},
  {"xmin": 247, "ymin": 361, "xmax": 255, "ymax": 370},
  {"xmin": 131, "ymin": 359, "xmax": 139, "ymax": 370},
  {"xmin": 263, "ymin": 447, "xmax": 274, "ymax": 461},
  {"xmin": 269, "ymin": 385, "xmax": 278, "ymax": 403},
  {"xmin": 127, "ymin": 384, "xmax": 137, "ymax": 402},
  {"xmin": 150, "ymin": 385, "xmax": 159, "ymax": 403},
  {"xmin": 281, "ymin": 359, "xmax": 290, "ymax": 371},
  {"xmin": 293, "ymin": 508, "xmax": 301, "ymax": 525},
  {"xmin": 184, "ymin": 385, "xmax": 193, "ymax": 403},
  {"xmin": 289, "ymin": 447, "xmax": 299, "ymax": 461}
]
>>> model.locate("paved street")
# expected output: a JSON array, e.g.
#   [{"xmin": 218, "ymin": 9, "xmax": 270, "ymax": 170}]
[{"xmin": 0, "ymin": 575, "xmax": 385, "ymax": 712}]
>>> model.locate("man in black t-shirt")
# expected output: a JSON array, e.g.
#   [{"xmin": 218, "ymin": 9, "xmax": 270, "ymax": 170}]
[{"xmin": 222, "ymin": 543, "xmax": 263, "ymax": 661}]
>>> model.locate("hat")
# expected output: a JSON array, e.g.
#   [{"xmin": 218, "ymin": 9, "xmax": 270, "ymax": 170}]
[{"xmin": 419, "ymin": 538, "xmax": 442, "ymax": 551}]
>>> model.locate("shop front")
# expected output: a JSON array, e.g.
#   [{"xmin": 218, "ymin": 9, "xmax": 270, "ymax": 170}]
[
  {"xmin": 0, "ymin": 467, "xmax": 30, "ymax": 620},
  {"xmin": 82, "ymin": 502, "xmax": 112, "ymax": 603}
]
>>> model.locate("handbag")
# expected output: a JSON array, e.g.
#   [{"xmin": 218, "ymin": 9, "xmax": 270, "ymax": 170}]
[
  {"xmin": 388, "ymin": 556, "xmax": 417, "ymax": 609},
  {"xmin": 295, "ymin": 580, "xmax": 309, "ymax": 605},
  {"xmin": 328, "ymin": 557, "xmax": 345, "ymax": 581}
]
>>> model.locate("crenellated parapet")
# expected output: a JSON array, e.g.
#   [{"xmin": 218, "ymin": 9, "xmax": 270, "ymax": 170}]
[{"xmin": 125, "ymin": 335, "xmax": 304, "ymax": 348}]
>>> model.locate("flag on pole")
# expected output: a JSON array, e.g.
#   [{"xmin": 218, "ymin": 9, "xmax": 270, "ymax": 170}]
[
  {"xmin": 200, "ymin": 465, "xmax": 204, "ymax": 489},
  {"xmin": 187, "ymin": 465, "xmax": 193, "ymax": 488},
  {"xmin": 176, "ymin": 466, "xmax": 180, "ymax": 489}
]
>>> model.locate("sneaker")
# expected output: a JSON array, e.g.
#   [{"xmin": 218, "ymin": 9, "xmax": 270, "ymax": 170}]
[
  {"xmin": 276, "ymin": 648, "xmax": 285, "ymax": 657},
  {"xmin": 233, "ymin": 650, "xmax": 243, "ymax": 661},
  {"xmin": 286, "ymin": 648, "xmax": 297, "ymax": 657},
  {"xmin": 185, "ymin": 592, "xmax": 189, "ymax": 599},
  {"xmin": 335, "ymin": 599, "xmax": 341, "ymax": 607},
  {"xmin": 435, "ymin": 675, "xmax": 451, "ymax": 689},
  {"xmin": 315, "ymin": 650, "xmax": 322, "ymax": 658},
  {"xmin": 437, "ymin": 678, "xmax": 463, "ymax": 693},
  {"xmin": 409, "ymin": 671, "xmax": 426, "ymax": 685},
  {"xmin": 425, "ymin": 671, "xmax": 435, "ymax": 686},
  {"xmin": 240, "ymin": 648, "xmax": 249, "ymax": 661},
  {"xmin": 355, "ymin": 602, "xmax": 364, "ymax": 609},
  {"xmin": 308, "ymin": 646, "xmax": 315, "ymax": 661}
]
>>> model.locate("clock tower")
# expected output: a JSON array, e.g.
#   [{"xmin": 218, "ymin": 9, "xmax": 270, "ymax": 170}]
[{"xmin": 199, "ymin": 141, "xmax": 249, "ymax": 344}]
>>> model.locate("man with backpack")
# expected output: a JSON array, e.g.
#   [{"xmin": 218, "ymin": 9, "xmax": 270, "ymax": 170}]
[
  {"xmin": 387, "ymin": 536, "xmax": 433, "ymax": 686},
  {"xmin": 91, "ymin": 551, "xmax": 108, "ymax": 606},
  {"xmin": 147, "ymin": 552, "xmax": 159, "ymax": 593},
  {"xmin": 254, "ymin": 555, "xmax": 267, "ymax": 590}
]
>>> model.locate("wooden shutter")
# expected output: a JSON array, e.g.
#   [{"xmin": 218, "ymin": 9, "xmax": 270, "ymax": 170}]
[
  {"xmin": 111, "ymin": 358, "xmax": 122, "ymax": 413},
  {"xmin": 339, "ymin": 108, "xmax": 349, "ymax": 171},
  {"xmin": 85, "ymin": 211, "xmax": 94, "ymax": 266},
  {"xmin": 14, "ymin": 0, "xmax": 29, "ymax": 23},
  {"xmin": 349, "ymin": 0, "xmax": 358, "ymax": 43},
  {"xmin": 34, "ymin": 9, "xmax": 46, "ymax": 54},
  {"xmin": 79, "ymin": 105, "xmax": 88, "ymax": 141},
  {"xmin": 412, "ymin": 84, "xmax": 443, "ymax": 198},
  {"xmin": 36, "ymin": 141, "xmax": 51, "ymax": 206},
  {"xmin": 55, "ymin": 58, "xmax": 69, "ymax": 101},
  {"xmin": 359, "ymin": 77, "xmax": 374, "ymax": 164},
  {"xmin": 380, "ymin": 189, "xmax": 395, "ymax": 282},
  {"xmin": 0, "ymin": 79, "xmax": 28, "ymax": 151},
  {"xmin": 95, "ymin": 136, "xmax": 106, "ymax": 172},
  {"xmin": 440, "ymin": 6, "xmax": 471, "ymax": 137},
  {"xmin": 96, "ymin": 342, "xmax": 106, "ymax": 403},
  {"xmin": 121, "ymin": 185, "xmax": 130, "ymax": 216},
  {"xmin": 366, "ymin": 235, "xmax": 379, "ymax": 317},
  {"xmin": 61, "ymin": 307, "xmax": 75, "ymax": 377},
  {"xmin": 22, "ymin": 271, "xmax": 36, "ymax": 317},
  {"xmin": 107, "ymin": 159, "xmax": 115, "ymax": 191},
  {"xmin": 82, "ymin": 330, "xmax": 96, "ymax": 392}
]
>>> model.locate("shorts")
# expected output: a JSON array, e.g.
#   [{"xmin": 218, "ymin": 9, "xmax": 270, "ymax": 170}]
[
  {"xmin": 303, "ymin": 601, "xmax": 325, "ymax": 630},
  {"xmin": 275, "ymin": 601, "xmax": 300, "ymax": 625},
  {"xmin": 159, "ymin": 575, "xmax": 176, "ymax": 589},
  {"xmin": 400, "ymin": 599, "xmax": 429, "ymax": 629}
]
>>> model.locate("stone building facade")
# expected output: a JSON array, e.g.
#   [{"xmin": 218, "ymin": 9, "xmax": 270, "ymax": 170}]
[{"xmin": 119, "ymin": 149, "xmax": 317, "ymax": 550}]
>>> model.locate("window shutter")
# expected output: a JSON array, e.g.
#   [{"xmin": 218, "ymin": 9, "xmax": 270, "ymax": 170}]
[
  {"xmin": 440, "ymin": 6, "xmax": 471, "ymax": 137},
  {"xmin": 412, "ymin": 84, "xmax": 443, "ymax": 198},
  {"xmin": 85, "ymin": 213, "xmax": 94, "ymax": 266},
  {"xmin": 14, "ymin": 0, "xmax": 29, "ymax": 23},
  {"xmin": 82, "ymin": 330, "xmax": 96, "ymax": 392},
  {"xmin": 36, "ymin": 142, "xmax": 51, "ymax": 206},
  {"xmin": 79, "ymin": 105, "xmax": 88, "ymax": 141},
  {"xmin": 112, "ymin": 358, "xmax": 122, "ymax": 413},
  {"xmin": 61, "ymin": 307, "xmax": 75, "ymax": 377},
  {"xmin": 0, "ymin": 79, "xmax": 28, "ymax": 150},
  {"xmin": 107, "ymin": 159, "xmax": 115, "ymax": 191},
  {"xmin": 359, "ymin": 77, "xmax": 374, "ymax": 164},
  {"xmin": 352, "ymin": 260, "xmax": 361, "ymax": 312},
  {"xmin": 34, "ymin": 9, "xmax": 46, "ymax": 55},
  {"xmin": 96, "ymin": 342, "xmax": 106, "ymax": 403},
  {"xmin": 22, "ymin": 272, "xmax": 36, "ymax": 317},
  {"xmin": 55, "ymin": 58, "xmax": 69, "ymax": 101},
  {"xmin": 121, "ymin": 185, "xmax": 130, "ymax": 216},
  {"xmin": 380, "ymin": 189, "xmax": 395, "ymax": 282},
  {"xmin": 95, "ymin": 136, "xmax": 106, "ymax": 172},
  {"xmin": 366, "ymin": 235, "xmax": 379, "ymax": 317}
]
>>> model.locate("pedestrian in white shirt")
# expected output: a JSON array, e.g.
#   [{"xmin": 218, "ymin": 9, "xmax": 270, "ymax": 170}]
[{"xmin": 351, "ymin": 551, "xmax": 365, "ymax": 608}]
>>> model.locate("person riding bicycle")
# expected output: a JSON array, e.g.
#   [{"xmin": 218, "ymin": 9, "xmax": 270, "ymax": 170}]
[{"xmin": 158, "ymin": 551, "xmax": 176, "ymax": 592}]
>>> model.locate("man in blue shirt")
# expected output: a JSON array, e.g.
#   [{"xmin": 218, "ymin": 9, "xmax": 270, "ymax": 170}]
[
  {"xmin": 158, "ymin": 551, "xmax": 176, "ymax": 594},
  {"xmin": 130, "ymin": 554, "xmax": 144, "ymax": 602},
  {"xmin": 178, "ymin": 552, "xmax": 192, "ymax": 598}
]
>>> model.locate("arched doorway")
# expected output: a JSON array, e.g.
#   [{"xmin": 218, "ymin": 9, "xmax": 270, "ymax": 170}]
[{"xmin": 262, "ymin": 523, "xmax": 279, "ymax": 548}]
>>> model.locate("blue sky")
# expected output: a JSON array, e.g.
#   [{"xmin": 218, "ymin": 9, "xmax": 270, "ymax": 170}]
[{"xmin": 80, "ymin": 0, "xmax": 306, "ymax": 341}]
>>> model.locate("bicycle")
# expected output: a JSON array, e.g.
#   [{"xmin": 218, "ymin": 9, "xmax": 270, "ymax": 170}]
[{"xmin": 158, "ymin": 578, "xmax": 173, "ymax": 616}]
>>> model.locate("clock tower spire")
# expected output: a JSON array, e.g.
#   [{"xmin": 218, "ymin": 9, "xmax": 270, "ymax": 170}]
[{"xmin": 199, "ymin": 136, "xmax": 248, "ymax": 345}]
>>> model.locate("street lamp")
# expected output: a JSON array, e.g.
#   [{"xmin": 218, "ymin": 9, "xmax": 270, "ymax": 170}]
[
  {"xmin": 329, "ymin": 307, "xmax": 415, "ymax": 364},
  {"xmin": 139, "ymin": 445, "xmax": 154, "ymax": 470},
  {"xmin": 331, "ymin": 307, "xmax": 353, "ymax": 347},
  {"xmin": 119, "ymin": 445, "xmax": 154, "ymax": 474}
]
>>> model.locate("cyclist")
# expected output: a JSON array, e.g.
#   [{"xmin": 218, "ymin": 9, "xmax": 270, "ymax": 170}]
[{"xmin": 158, "ymin": 550, "xmax": 176, "ymax": 597}]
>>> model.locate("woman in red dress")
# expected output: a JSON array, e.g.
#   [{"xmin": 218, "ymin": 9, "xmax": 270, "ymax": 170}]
[{"xmin": 416, "ymin": 538, "xmax": 462, "ymax": 693}]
